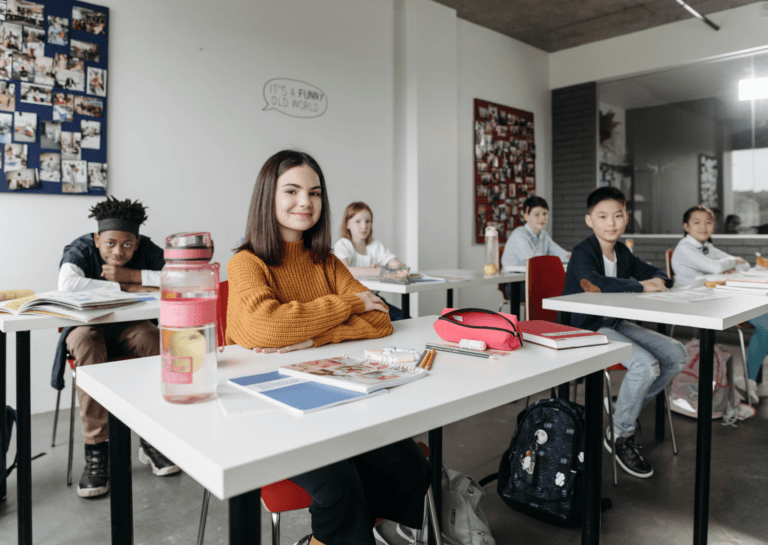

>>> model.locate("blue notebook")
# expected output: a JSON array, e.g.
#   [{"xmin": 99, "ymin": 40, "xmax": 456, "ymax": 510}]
[{"xmin": 228, "ymin": 371, "xmax": 386, "ymax": 415}]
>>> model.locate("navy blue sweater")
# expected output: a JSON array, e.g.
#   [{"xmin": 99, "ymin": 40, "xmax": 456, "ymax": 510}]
[{"xmin": 562, "ymin": 234, "xmax": 672, "ymax": 332}]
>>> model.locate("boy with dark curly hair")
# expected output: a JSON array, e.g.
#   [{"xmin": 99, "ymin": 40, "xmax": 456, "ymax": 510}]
[{"xmin": 53, "ymin": 196, "xmax": 180, "ymax": 498}]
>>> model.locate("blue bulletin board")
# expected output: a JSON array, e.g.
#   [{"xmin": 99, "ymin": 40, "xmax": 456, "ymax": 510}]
[{"xmin": 0, "ymin": 0, "xmax": 108, "ymax": 196}]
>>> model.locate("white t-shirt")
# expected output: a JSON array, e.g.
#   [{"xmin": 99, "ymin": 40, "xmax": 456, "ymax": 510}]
[
  {"xmin": 603, "ymin": 253, "xmax": 617, "ymax": 278},
  {"xmin": 333, "ymin": 238, "xmax": 397, "ymax": 268}
]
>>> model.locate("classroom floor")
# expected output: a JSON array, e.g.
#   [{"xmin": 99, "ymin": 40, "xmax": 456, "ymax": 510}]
[{"xmin": 1, "ymin": 337, "xmax": 767, "ymax": 545}]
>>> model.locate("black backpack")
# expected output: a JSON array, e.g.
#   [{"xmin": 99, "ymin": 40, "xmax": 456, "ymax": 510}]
[{"xmin": 481, "ymin": 398, "xmax": 587, "ymax": 528}]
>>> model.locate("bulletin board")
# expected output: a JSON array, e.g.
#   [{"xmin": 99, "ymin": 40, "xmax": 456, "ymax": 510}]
[
  {"xmin": 473, "ymin": 98, "xmax": 535, "ymax": 244},
  {"xmin": 0, "ymin": 0, "xmax": 108, "ymax": 196}
]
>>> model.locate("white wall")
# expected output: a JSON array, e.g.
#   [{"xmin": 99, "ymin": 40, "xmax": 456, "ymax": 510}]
[
  {"xmin": 456, "ymin": 19, "xmax": 551, "ymax": 312},
  {"xmin": 1, "ymin": 0, "xmax": 398, "ymax": 413},
  {"xmin": 1, "ymin": 0, "xmax": 554, "ymax": 413},
  {"xmin": 550, "ymin": 2, "xmax": 768, "ymax": 89}
]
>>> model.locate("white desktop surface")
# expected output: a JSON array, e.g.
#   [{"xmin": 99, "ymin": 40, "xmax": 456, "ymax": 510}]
[
  {"xmin": 77, "ymin": 316, "xmax": 631, "ymax": 501},
  {"xmin": 357, "ymin": 268, "xmax": 525, "ymax": 294},
  {"xmin": 542, "ymin": 291, "xmax": 768, "ymax": 330},
  {"xmin": 0, "ymin": 296, "xmax": 160, "ymax": 333}
]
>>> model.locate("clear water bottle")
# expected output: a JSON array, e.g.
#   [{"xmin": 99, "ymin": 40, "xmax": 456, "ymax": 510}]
[
  {"xmin": 484, "ymin": 226, "xmax": 499, "ymax": 276},
  {"xmin": 160, "ymin": 232, "xmax": 220, "ymax": 404}
]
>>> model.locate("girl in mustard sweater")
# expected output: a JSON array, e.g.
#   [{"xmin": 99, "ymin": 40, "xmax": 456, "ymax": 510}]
[{"xmin": 227, "ymin": 150, "xmax": 429, "ymax": 545}]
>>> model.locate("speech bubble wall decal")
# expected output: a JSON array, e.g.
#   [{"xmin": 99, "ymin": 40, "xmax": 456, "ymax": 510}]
[{"xmin": 263, "ymin": 78, "xmax": 328, "ymax": 118}]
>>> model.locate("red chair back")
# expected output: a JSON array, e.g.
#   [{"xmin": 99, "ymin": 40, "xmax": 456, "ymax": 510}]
[
  {"xmin": 216, "ymin": 280, "xmax": 229, "ymax": 347},
  {"xmin": 665, "ymin": 248, "xmax": 674, "ymax": 280},
  {"xmin": 525, "ymin": 256, "xmax": 566, "ymax": 322}
]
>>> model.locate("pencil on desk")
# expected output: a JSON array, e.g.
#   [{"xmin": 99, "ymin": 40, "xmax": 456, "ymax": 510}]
[
  {"xmin": 415, "ymin": 349, "xmax": 428, "ymax": 368},
  {"xmin": 426, "ymin": 351, "xmax": 435, "ymax": 371}
]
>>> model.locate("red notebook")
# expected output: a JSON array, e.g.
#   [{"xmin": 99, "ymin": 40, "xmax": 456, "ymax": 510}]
[{"xmin": 517, "ymin": 320, "xmax": 608, "ymax": 350}]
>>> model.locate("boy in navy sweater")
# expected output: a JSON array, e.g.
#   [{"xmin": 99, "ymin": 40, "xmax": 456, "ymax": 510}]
[
  {"xmin": 563, "ymin": 187, "xmax": 686, "ymax": 479},
  {"xmin": 56, "ymin": 197, "xmax": 180, "ymax": 497}
]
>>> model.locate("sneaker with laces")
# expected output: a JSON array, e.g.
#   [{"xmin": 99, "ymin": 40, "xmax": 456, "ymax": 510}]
[
  {"xmin": 292, "ymin": 535, "xmax": 313, "ymax": 545},
  {"xmin": 603, "ymin": 427, "xmax": 653, "ymax": 478},
  {"xmin": 78, "ymin": 441, "xmax": 109, "ymax": 498},
  {"xmin": 138, "ymin": 438, "xmax": 181, "ymax": 476}
]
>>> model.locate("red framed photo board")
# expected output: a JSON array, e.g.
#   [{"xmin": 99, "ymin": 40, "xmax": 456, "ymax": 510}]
[{"xmin": 473, "ymin": 98, "xmax": 535, "ymax": 244}]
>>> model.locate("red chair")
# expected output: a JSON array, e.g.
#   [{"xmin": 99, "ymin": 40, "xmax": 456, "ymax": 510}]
[
  {"xmin": 195, "ymin": 281, "xmax": 441, "ymax": 545},
  {"xmin": 525, "ymin": 256, "xmax": 566, "ymax": 322}
]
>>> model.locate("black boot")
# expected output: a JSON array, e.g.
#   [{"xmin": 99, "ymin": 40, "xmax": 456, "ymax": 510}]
[{"xmin": 78, "ymin": 441, "xmax": 109, "ymax": 498}]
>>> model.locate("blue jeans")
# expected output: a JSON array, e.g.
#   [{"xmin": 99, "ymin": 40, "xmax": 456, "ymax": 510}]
[
  {"xmin": 747, "ymin": 313, "xmax": 768, "ymax": 381},
  {"xmin": 289, "ymin": 439, "xmax": 430, "ymax": 545},
  {"xmin": 598, "ymin": 321, "xmax": 687, "ymax": 438}
]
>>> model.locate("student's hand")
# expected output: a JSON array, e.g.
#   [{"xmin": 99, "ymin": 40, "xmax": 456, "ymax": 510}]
[
  {"xmin": 253, "ymin": 339, "xmax": 313, "ymax": 354},
  {"xmin": 356, "ymin": 291, "xmax": 388, "ymax": 313},
  {"xmin": 119, "ymin": 283, "xmax": 155, "ymax": 293},
  {"xmin": 102, "ymin": 265, "xmax": 140, "ymax": 283},
  {"xmin": 640, "ymin": 278, "xmax": 668, "ymax": 292},
  {"xmin": 735, "ymin": 257, "xmax": 748, "ymax": 265},
  {"xmin": 369, "ymin": 263, "xmax": 380, "ymax": 269},
  {"xmin": 722, "ymin": 268, "xmax": 735, "ymax": 274}
]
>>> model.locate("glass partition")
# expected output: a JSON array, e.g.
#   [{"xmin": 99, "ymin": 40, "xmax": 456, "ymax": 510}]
[{"xmin": 598, "ymin": 49, "xmax": 768, "ymax": 235}]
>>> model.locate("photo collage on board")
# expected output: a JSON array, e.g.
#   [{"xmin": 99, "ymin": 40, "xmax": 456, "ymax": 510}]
[
  {"xmin": 0, "ymin": 0, "xmax": 107, "ymax": 194},
  {"xmin": 473, "ymin": 98, "xmax": 536, "ymax": 245}
]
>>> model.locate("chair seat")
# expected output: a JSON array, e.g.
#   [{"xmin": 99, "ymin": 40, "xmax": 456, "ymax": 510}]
[
  {"xmin": 606, "ymin": 363, "xmax": 627, "ymax": 372},
  {"xmin": 261, "ymin": 480, "xmax": 313, "ymax": 513}
]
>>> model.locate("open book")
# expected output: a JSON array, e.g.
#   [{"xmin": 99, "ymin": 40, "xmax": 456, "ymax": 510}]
[
  {"xmin": 0, "ymin": 289, "xmax": 144, "ymax": 323},
  {"xmin": 279, "ymin": 355, "xmax": 427, "ymax": 393}
]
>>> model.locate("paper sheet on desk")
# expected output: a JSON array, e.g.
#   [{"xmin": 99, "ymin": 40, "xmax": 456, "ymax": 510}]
[
  {"xmin": 216, "ymin": 383, "xmax": 280, "ymax": 416},
  {"xmin": 638, "ymin": 288, "xmax": 729, "ymax": 303}
]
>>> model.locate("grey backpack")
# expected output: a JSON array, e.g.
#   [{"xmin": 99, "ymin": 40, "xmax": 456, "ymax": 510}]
[{"xmin": 374, "ymin": 461, "xmax": 495, "ymax": 545}]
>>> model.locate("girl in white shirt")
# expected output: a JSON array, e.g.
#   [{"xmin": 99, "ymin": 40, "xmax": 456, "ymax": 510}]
[
  {"xmin": 671, "ymin": 205, "xmax": 763, "ymax": 403},
  {"xmin": 334, "ymin": 202, "xmax": 406, "ymax": 319}
]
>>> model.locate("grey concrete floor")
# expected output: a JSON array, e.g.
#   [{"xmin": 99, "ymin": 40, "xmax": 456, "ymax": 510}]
[{"xmin": 2, "ymin": 339, "xmax": 767, "ymax": 545}]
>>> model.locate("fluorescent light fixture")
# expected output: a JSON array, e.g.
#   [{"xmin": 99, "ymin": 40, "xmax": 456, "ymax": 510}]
[{"xmin": 739, "ymin": 78, "xmax": 768, "ymax": 100}]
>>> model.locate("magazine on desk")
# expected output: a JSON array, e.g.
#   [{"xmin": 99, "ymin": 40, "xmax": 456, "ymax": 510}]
[
  {"xmin": 279, "ymin": 355, "xmax": 427, "ymax": 393},
  {"xmin": 0, "ymin": 289, "xmax": 145, "ymax": 322}
]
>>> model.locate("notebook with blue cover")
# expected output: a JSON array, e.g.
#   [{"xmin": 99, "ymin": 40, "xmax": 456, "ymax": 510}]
[{"xmin": 228, "ymin": 371, "xmax": 386, "ymax": 415}]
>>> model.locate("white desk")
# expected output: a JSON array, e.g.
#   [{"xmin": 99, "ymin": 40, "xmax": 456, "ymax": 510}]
[
  {"xmin": 357, "ymin": 269, "xmax": 526, "ymax": 318},
  {"xmin": 0, "ymin": 297, "xmax": 160, "ymax": 545},
  {"xmin": 77, "ymin": 316, "xmax": 631, "ymax": 545},
  {"xmin": 542, "ymin": 291, "xmax": 768, "ymax": 545}
]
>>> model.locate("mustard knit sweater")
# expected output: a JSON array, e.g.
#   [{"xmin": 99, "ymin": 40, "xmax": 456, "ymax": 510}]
[{"xmin": 226, "ymin": 241, "xmax": 393, "ymax": 348}]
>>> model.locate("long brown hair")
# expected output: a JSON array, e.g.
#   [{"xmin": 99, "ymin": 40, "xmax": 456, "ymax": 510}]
[
  {"xmin": 339, "ymin": 202, "xmax": 373, "ymax": 245},
  {"xmin": 235, "ymin": 150, "xmax": 331, "ymax": 266}
]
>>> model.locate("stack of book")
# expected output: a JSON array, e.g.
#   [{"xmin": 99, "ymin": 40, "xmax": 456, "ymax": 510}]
[
  {"xmin": 229, "ymin": 354, "xmax": 427, "ymax": 414},
  {"xmin": 713, "ymin": 279, "xmax": 768, "ymax": 296}
]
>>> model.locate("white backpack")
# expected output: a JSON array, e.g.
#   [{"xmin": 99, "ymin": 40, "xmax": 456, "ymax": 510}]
[{"xmin": 374, "ymin": 461, "xmax": 495, "ymax": 545}]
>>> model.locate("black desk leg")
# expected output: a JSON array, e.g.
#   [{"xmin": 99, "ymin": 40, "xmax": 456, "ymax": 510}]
[
  {"xmin": 558, "ymin": 383, "xmax": 570, "ymax": 401},
  {"xmin": 16, "ymin": 331, "xmax": 32, "ymax": 545},
  {"xmin": 1, "ymin": 330, "xmax": 6, "ymax": 503},
  {"xmin": 229, "ymin": 489, "xmax": 261, "ymax": 545},
  {"xmin": 446, "ymin": 289, "xmax": 453, "ymax": 309},
  {"xmin": 428, "ymin": 427, "xmax": 443, "ymax": 545},
  {"xmin": 108, "ymin": 412, "xmax": 133, "ymax": 545},
  {"xmin": 694, "ymin": 329, "xmax": 715, "ymax": 545},
  {"xmin": 655, "ymin": 323, "xmax": 667, "ymax": 442},
  {"xmin": 402, "ymin": 294, "xmax": 411, "ymax": 320},
  {"xmin": 509, "ymin": 283, "xmax": 521, "ymax": 318},
  {"xmin": 582, "ymin": 370, "xmax": 603, "ymax": 545}
]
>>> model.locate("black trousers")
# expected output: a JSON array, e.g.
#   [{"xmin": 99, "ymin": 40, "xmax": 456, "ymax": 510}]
[{"xmin": 289, "ymin": 438, "xmax": 430, "ymax": 545}]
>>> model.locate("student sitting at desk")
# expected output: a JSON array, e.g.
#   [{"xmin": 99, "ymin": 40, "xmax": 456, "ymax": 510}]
[
  {"xmin": 563, "ymin": 186, "xmax": 686, "ymax": 479},
  {"xmin": 226, "ymin": 150, "xmax": 429, "ymax": 545},
  {"xmin": 671, "ymin": 205, "xmax": 764, "ymax": 404},
  {"xmin": 500, "ymin": 195, "xmax": 569, "ymax": 300},
  {"xmin": 334, "ymin": 201, "xmax": 406, "ymax": 320},
  {"xmin": 53, "ymin": 197, "xmax": 180, "ymax": 498}
]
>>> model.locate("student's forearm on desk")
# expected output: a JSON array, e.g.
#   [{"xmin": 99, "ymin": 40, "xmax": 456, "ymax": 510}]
[{"xmin": 58, "ymin": 263, "xmax": 119, "ymax": 292}]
